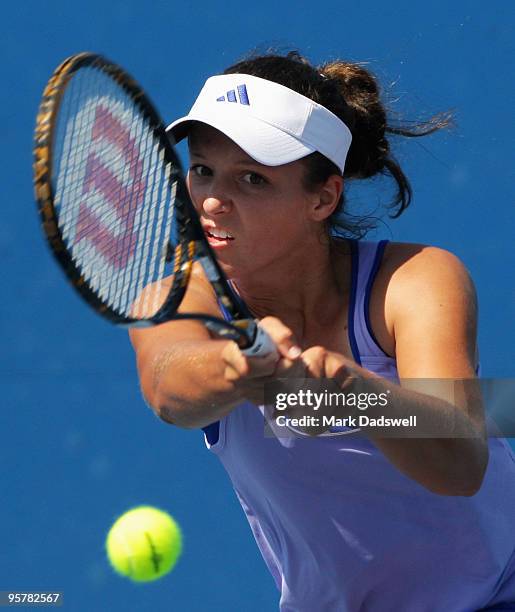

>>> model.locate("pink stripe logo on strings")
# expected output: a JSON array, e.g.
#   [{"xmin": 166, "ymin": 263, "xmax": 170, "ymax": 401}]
[{"xmin": 74, "ymin": 105, "xmax": 145, "ymax": 270}]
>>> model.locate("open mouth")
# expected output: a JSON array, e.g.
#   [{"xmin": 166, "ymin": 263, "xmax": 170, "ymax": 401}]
[{"xmin": 205, "ymin": 228, "xmax": 235, "ymax": 243}]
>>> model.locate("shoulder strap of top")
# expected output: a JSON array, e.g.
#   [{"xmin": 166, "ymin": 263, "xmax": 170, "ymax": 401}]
[{"xmin": 349, "ymin": 239, "xmax": 394, "ymax": 362}]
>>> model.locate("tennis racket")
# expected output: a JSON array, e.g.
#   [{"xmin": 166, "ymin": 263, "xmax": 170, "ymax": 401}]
[{"xmin": 33, "ymin": 52, "xmax": 276, "ymax": 358}]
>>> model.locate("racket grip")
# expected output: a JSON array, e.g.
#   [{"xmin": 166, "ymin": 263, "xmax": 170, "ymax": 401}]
[{"xmin": 242, "ymin": 325, "xmax": 278, "ymax": 359}]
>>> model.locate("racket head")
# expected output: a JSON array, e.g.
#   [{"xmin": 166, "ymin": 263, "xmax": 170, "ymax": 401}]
[{"xmin": 33, "ymin": 53, "xmax": 254, "ymax": 344}]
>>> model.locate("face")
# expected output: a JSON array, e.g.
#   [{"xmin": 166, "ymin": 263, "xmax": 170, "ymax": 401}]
[{"xmin": 187, "ymin": 124, "xmax": 334, "ymax": 279}]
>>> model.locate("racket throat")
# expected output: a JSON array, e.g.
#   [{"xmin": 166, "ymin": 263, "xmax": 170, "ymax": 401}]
[{"xmin": 204, "ymin": 318, "xmax": 258, "ymax": 348}]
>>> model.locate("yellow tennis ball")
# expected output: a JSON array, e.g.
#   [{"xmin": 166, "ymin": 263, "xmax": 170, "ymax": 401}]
[{"xmin": 106, "ymin": 506, "xmax": 182, "ymax": 582}]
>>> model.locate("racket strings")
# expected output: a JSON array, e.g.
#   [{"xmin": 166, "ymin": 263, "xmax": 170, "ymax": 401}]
[{"xmin": 53, "ymin": 66, "xmax": 183, "ymax": 320}]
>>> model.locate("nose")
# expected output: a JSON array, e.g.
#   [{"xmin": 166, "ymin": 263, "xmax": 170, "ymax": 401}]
[
  {"xmin": 201, "ymin": 194, "xmax": 232, "ymax": 216},
  {"xmin": 187, "ymin": 169, "xmax": 234, "ymax": 216}
]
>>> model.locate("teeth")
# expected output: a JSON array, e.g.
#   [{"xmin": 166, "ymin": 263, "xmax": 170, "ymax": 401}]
[{"xmin": 208, "ymin": 228, "xmax": 233, "ymax": 239}]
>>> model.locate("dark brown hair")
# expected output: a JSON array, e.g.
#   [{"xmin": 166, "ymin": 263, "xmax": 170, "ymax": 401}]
[{"xmin": 224, "ymin": 51, "xmax": 451, "ymax": 238}]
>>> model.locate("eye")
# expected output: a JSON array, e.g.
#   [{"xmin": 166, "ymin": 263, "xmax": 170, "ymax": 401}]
[
  {"xmin": 242, "ymin": 172, "xmax": 266, "ymax": 186},
  {"xmin": 190, "ymin": 164, "xmax": 212, "ymax": 177}
]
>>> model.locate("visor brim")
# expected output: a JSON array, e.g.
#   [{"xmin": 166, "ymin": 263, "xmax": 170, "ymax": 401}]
[{"xmin": 166, "ymin": 113, "xmax": 315, "ymax": 168}]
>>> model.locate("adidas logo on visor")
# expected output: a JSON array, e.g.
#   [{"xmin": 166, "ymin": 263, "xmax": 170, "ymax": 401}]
[{"xmin": 216, "ymin": 84, "xmax": 250, "ymax": 105}]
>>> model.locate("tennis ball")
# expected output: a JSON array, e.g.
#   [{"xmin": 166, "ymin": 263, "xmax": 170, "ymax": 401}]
[{"xmin": 106, "ymin": 506, "xmax": 182, "ymax": 582}]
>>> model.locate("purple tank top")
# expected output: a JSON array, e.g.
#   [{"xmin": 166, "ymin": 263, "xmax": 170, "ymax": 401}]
[{"xmin": 204, "ymin": 240, "xmax": 515, "ymax": 611}]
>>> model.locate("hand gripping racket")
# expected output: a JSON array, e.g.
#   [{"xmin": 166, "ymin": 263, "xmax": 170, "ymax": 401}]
[{"xmin": 33, "ymin": 52, "xmax": 276, "ymax": 358}]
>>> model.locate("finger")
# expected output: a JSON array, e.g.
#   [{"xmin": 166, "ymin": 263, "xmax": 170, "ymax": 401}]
[
  {"xmin": 222, "ymin": 341, "xmax": 279, "ymax": 381},
  {"xmin": 259, "ymin": 316, "xmax": 302, "ymax": 360},
  {"xmin": 325, "ymin": 352, "xmax": 354, "ymax": 387},
  {"xmin": 300, "ymin": 346, "xmax": 328, "ymax": 378},
  {"xmin": 221, "ymin": 341, "xmax": 249, "ymax": 377}
]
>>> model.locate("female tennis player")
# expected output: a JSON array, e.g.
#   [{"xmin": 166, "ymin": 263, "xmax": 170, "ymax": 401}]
[{"xmin": 130, "ymin": 52, "xmax": 515, "ymax": 610}]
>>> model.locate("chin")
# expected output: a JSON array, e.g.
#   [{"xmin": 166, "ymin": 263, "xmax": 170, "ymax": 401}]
[
  {"xmin": 219, "ymin": 259, "xmax": 253, "ymax": 282},
  {"xmin": 217, "ymin": 259, "xmax": 236, "ymax": 278}
]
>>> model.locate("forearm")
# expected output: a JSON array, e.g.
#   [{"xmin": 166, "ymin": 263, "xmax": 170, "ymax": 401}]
[
  {"xmin": 342, "ymin": 364, "xmax": 488, "ymax": 496},
  {"xmin": 144, "ymin": 339, "xmax": 248, "ymax": 429}
]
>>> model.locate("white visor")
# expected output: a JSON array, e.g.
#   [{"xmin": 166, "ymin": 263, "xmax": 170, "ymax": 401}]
[{"xmin": 166, "ymin": 74, "xmax": 352, "ymax": 173}]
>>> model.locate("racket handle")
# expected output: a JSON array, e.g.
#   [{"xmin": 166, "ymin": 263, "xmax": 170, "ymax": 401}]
[{"xmin": 242, "ymin": 324, "xmax": 278, "ymax": 359}]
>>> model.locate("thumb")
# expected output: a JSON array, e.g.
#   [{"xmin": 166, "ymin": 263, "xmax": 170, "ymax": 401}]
[{"xmin": 259, "ymin": 316, "xmax": 302, "ymax": 361}]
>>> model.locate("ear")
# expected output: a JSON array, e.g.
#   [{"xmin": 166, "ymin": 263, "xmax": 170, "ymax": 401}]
[{"xmin": 308, "ymin": 175, "xmax": 344, "ymax": 222}]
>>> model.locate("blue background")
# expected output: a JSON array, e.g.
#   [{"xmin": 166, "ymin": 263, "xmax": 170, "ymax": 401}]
[{"xmin": 1, "ymin": 1, "xmax": 514, "ymax": 610}]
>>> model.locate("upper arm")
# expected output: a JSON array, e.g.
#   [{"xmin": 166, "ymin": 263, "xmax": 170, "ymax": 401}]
[
  {"xmin": 386, "ymin": 245, "xmax": 484, "ymax": 432},
  {"xmin": 388, "ymin": 244, "xmax": 478, "ymax": 380},
  {"xmin": 128, "ymin": 262, "xmax": 223, "ymax": 404}
]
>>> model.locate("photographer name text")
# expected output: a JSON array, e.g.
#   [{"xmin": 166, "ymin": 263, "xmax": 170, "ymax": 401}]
[{"xmin": 275, "ymin": 415, "xmax": 417, "ymax": 428}]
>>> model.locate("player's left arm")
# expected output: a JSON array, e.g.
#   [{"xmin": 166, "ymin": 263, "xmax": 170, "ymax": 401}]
[
  {"xmin": 362, "ymin": 244, "xmax": 488, "ymax": 495},
  {"xmin": 389, "ymin": 244, "xmax": 479, "ymax": 380}
]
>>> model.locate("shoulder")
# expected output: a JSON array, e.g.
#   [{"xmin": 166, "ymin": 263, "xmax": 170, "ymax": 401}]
[
  {"xmin": 378, "ymin": 241, "xmax": 478, "ymax": 377},
  {"xmin": 382, "ymin": 241, "xmax": 466, "ymax": 270},
  {"xmin": 381, "ymin": 242, "xmax": 476, "ymax": 304}
]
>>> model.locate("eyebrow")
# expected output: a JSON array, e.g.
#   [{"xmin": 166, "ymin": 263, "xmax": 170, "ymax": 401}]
[
  {"xmin": 189, "ymin": 149, "xmax": 206, "ymax": 158},
  {"xmin": 189, "ymin": 150, "xmax": 267, "ymax": 168}
]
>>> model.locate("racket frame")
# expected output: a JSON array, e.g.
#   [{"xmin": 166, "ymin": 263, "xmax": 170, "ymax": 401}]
[{"xmin": 33, "ymin": 52, "xmax": 259, "ymax": 348}]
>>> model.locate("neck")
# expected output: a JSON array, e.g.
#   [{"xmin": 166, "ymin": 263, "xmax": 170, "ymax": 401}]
[{"xmin": 231, "ymin": 238, "xmax": 352, "ymax": 338}]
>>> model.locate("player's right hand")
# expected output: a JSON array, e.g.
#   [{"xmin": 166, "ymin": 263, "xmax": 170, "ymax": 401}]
[{"xmin": 220, "ymin": 316, "xmax": 305, "ymax": 404}]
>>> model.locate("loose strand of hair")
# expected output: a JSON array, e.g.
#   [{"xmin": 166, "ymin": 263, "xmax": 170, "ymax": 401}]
[{"xmin": 386, "ymin": 110, "xmax": 455, "ymax": 138}]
